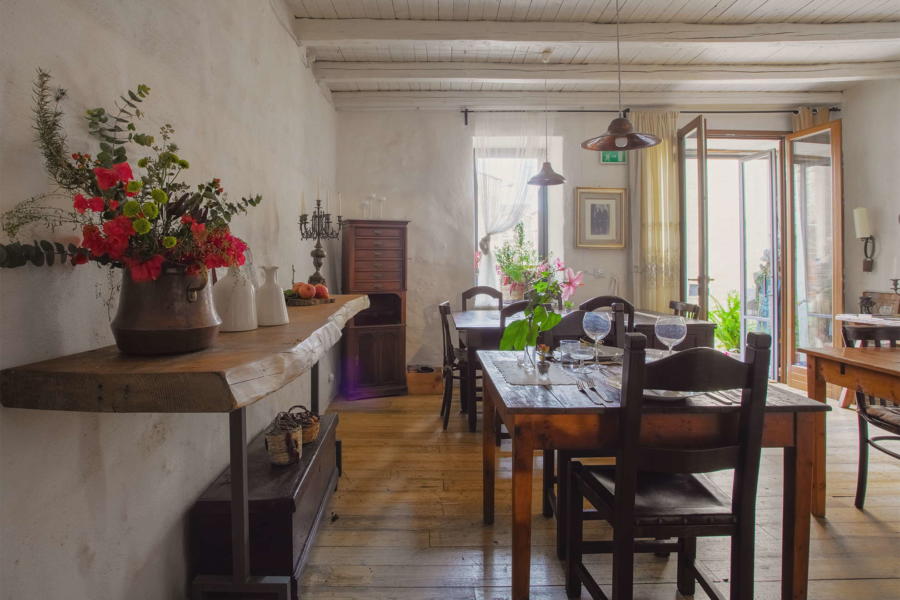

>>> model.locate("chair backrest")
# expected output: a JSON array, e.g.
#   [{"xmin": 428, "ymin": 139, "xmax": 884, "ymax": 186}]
[
  {"xmin": 842, "ymin": 325, "xmax": 900, "ymax": 409},
  {"xmin": 499, "ymin": 300, "xmax": 529, "ymax": 328},
  {"xmin": 669, "ymin": 300, "xmax": 701, "ymax": 319},
  {"xmin": 578, "ymin": 296, "xmax": 635, "ymax": 332},
  {"xmin": 539, "ymin": 310, "xmax": 586, "ymax": 348},
  {"xmin": 461, "ymin": 286, "xmax": 503, "ymax": 311},
  {"xmin": 438, "ymin": 301, "xmax": 457, "ymax": 368},
  {"xmin": 616, "ymin": 332, "xmax": 771, "ymax": 522}
]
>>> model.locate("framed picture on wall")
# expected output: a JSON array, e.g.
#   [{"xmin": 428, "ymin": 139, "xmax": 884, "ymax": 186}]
[{"xmin": 575, "ymin": 187, "xmax": 627, "ymax": 248}]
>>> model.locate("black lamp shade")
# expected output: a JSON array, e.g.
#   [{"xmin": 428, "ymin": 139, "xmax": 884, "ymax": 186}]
[
  {"xmin": 528, "ymin": 161, "xmax": 566, "ymax": 186},
  {"xmin": 581, "ymin": 116, "xmax": 660, "ymax": 151}
]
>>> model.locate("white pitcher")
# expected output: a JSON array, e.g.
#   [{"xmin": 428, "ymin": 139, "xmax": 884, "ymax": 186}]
[
  {"xmin": 256, "ymin": 266, "xmax": 289, "ymax": 326},
  {"xmin": 213, "ymin": 265, "xmax": 258, "ymax": 332}
]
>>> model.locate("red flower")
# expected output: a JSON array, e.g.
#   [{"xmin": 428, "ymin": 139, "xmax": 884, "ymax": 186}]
[
  {"xmin": 191, "ymin": 222, "xmax": 206, "ymax": 236},
  {"xmin": 99, "ymin": 216, "xmax": 136, "ymax": 260},
  {"xmin": 70, "ymin": 252, "xmax": 89, "ymax": 265},
  {"xmin": 93, "ymin": 162, "xmax": 133, "ymax": 190},
  {"xmin": 73, "ymin": 194, "xmax": 89, "ymax": 213},
  {"xmin": 108, "ymin": 199, "xmax": 119, "ymax": 210},
  {"xmin": 88, "ymin": 197, "xmax": 105, "ymax": 212},
  {"xmin": 126, "ymin": 254, "xmax": 165, "ymax": 282},
  {"xmin": 181, "ymin": 215, "xmax": 194, "ymax": 224},
  {"xmin": 113, "ymin": 162, "xmax": 133, "ymax": 182},
  {"xmin": 81, "ymin": 224, "xmax": 106, "ymax": 257}
]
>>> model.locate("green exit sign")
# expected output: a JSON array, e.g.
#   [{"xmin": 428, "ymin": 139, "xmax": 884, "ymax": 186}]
[{"xmin": 600, "ymin": 151, "xmax": 627, "ymax": 164}]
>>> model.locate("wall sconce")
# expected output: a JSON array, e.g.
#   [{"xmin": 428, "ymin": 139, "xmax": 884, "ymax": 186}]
[{"xmin": 853, "ymin": 207, "xmax": 875, "ymax": 272}]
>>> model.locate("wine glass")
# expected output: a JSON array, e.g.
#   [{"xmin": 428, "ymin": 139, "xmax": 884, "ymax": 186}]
[
  {"xmin": 655, "ymin": 315, "xmax": 687, "ymax": 356},
  {"xmin": 570, "ymin": 341, "xmax": 595, "ymax": 374},
  {"xmin": 583, "ymin": 311, "xmax": 612, "ymax": 364}
]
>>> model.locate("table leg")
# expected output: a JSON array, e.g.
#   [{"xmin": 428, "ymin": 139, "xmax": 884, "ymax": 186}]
[
  {"xmin": 230, "ymin": 408, "xmax": 250, "ymax": 583},
  {"xmin": 782, "ymin": 412, "xmax": 814, "ymax": 600},
  {"xmin": 804, "ymin": 355, "xmax": 827, "ymax": 517},
  {"xmin": 467, "ymin": 346, "xmax": 478, "ymax": 432},
  {"xmin": 483, "ymin": 384, "xmax": 496, "ymax": 525},
  {"xmin": 511, "ymin": 419, "xmax": 536, "ymax": 600}
]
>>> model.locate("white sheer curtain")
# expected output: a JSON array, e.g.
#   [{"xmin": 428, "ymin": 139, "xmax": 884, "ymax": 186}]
[{"xmin": 473, "ymin": 113, "xmax": 545, "ymax": 294}]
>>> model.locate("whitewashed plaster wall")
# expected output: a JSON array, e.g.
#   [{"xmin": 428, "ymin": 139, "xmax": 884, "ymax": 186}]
[
  {"xmin": 0, "ymin": 1, "xmax": 337, "ymax": 599},
  {"xmin": 335, "ymin": 109, "xmax": 791, "ymax": 366},
  {"xmin": 840, "ymin": 80, "xmax": 900, "ymax": 309}
]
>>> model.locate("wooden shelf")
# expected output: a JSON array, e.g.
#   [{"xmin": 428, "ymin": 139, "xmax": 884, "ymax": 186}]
[{"xmin": 0, "ymin": 294, "xmax": 369, "ymax": 413}]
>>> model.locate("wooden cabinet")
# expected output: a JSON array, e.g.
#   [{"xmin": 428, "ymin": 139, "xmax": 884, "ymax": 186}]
[{"xmin": 341, "ymin": 220, "xmax": 409, "ymax": 399}]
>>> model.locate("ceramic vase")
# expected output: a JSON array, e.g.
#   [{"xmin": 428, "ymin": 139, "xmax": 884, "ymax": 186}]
[
  {"xmin": 111, "ymin": 267, "xmax": 221, "ymax": 355},
  {"xmin": 256, "ymin": 265, "xmax": 289, "ymax": 326},
  {"xmin": 213, "ymin": 265, "xmax": 258, "ymax": 332}
]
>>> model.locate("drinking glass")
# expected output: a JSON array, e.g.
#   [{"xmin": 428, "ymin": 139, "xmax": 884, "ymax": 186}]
[
  {"xmin": 558, "ymin": 339, "xmax": 579, "ymax": 371},
  {"xmin": 570, "ymin": 341, "xmax": 595, "ymax": 374},
  {"xmin": 583, "ymin": 311, "xmax": 612, "ymax": 364},
  {"xmin": 655, "ymin": 316, "xmax": 687, "ymax": 355}
]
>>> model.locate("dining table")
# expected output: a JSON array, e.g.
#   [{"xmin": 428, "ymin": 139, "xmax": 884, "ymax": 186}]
[
  {"xmin": 478, "ymin": 349, "xmax": 830, "ymax": 600},
  {"xmin": 800, "ymin": 345, "xmax": 900, "ymax": 517},
  {"xmin": 452, "ymin": 308, "xmax": 716, "ymax": 431}
]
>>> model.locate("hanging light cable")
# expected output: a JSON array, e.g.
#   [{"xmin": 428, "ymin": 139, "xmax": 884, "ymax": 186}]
[
  {"xmin": 581, "ymin": 0, "xmax": 660, "ymax": 152},
  {"xmin": 528, "ymin": 50, "xmax": 566, "ymax": 186}
]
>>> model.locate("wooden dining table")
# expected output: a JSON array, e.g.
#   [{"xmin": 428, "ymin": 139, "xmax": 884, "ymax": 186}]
[
  {"xmin": 801, "ymin": 345, "xmax": 900, "ymax": 517},
  {"xmin": 453, "ymin": 309, "xmax": 715, "ymax": 431},
  {"xmin": 478, "ymin": 349, "xmax": 830, "ymax": 600}
]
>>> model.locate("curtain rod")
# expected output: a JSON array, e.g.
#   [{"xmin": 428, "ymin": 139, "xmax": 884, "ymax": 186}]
[{"xmin": 460, "ymin": 106, "xmax": 840, "ymax": 125}]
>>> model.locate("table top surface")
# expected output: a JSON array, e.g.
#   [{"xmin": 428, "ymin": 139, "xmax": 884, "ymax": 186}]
[
  {"xmin": 836, "ymin": 313, "xmax": 900, "ymax": 326},
  {"xmin": 800, "ymin": 345, "xmax": 900, "ymax": 376},
  {"xmin": 0, "ymin": 294, "xmax": 368, "ymax": 413},
  {"xmin": 453, "ymin": 308, "xmax": 712, "ymax": 331},
  {"xmin": 478, "ymin": 350, "xmax": 828, "ymax": 415}
]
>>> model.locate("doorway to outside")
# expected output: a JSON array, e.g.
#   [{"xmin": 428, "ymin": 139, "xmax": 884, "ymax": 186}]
[{"xmin": 680, "ymin": 122, "xmax": 783, "ymax": 380}]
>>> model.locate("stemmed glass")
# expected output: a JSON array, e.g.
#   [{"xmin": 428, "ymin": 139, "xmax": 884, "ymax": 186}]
[
  {"xmin": 583, "ymin": 311, "xmax": 612, "ymax": 365},
  {"xmin": 570, "ymin": 342, "xmax": 595, "ymax": 374},
  {"xmin": 655, "ymin": 315, "xmax": 687, "ymax": 356}
]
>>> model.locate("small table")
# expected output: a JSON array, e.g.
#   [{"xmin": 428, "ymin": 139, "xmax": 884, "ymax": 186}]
[
  {"xmin": 0, "ymin": 295, "xmax": 369, "ymax": 599},
  {"xmin": 800, "ymin": 346, "xmax": 900, "ymax": 517},
  {"xmin": 479, "ymin": 350, "xmax": 829, "ymax": 600},
  {"xmin": 452, "ymin": 309, "xmax": 715, "ymax": 431}
]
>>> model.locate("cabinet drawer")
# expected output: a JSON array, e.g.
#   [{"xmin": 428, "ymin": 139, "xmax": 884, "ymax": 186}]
[
  {"xmin": 355, "ymin": 260, "xmax": 403, "ymax": 272},
  {"xmin": 355, "ymin": 270, "xmax": 402, "ymax": 282},
  {"xmin": 356, "ymin": 237, "xmax": 402, "ymax": 250},
  {"xmin": 355, "ymin": 226, "xmax": 401, "ymax": 238},
  {"xmin": 355, "ymin": 249, "xmax": 402, "ymax": 260},
  {"xmin": 356, "ymin": 281, "xmax": 402, "ymax": 292}
]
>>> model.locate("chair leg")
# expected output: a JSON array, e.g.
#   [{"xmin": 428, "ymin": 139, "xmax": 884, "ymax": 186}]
[
  {"xmin": 676, "ymin": 537, "xmax": 696, "ymax": 597},
  {"xmin": 855, "ymin": 414, "xmax": 869, "ymax": 509},
  {"xmin": 729, "ymin": 525, "xmax": 755, "ymax": 600},
  {"xmin": 556, "ymin": 451, "xmax": 570, "ymax": 560},
  {"xmin": 542, "ymin": 450, "xmax": 554, "ymax": 518},
  {"xmin": 441, "ymin": 369, "xmax": 452, "ymax": 430},
  {"xmin": 611, "ymin": 526, "xmax": 634, "ymax": 600},
  {"xmin": 565, "ymin": 469, "xmax": 584, "ymax": 598}
]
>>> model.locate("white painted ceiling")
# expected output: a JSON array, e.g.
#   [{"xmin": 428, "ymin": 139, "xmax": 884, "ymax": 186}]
[{"xmin": 285, "ymin": 0, "xmax": 900, "ymax": 110}]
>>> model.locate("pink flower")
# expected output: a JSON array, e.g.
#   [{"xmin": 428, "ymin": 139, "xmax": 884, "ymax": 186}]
[
  {"xmin": 554, "ymin": 257, "xmax": 565, "ymax": 271},
  {"xmin": 536, "ymin": 262, "xmax": 550, "ymax": 273},
  {"xmin": 560, "ymin": 267, "xmax": 584, "ymax": 301}
]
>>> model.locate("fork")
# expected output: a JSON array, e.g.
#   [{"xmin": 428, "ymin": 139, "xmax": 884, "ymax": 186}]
[
  {"xmin": 583, "ymin": 375, "xmax": 612, "ymax": 405},
  {"xmin": 576, "ymin": 379, "xmax": 603, "ymax": 406}
]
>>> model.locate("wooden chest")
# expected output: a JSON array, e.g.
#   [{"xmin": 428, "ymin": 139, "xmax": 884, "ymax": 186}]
[
  {"xmin": 341, "ymin": 219, "xmax": 409, "ymax": 399},
  {"xmin": 189, "ymin": 414, "xmax": 340, "ymax": 597}
]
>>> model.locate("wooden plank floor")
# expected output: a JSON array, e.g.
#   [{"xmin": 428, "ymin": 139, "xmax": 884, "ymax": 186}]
[{"xmin": 301, "ymin": 393, "xmax": 900, "ymax": 599}]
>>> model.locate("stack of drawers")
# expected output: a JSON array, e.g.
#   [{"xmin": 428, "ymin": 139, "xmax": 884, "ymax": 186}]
[{"xmin": 341, "ymin": 220, "xmax": 409, "ymax": 399}]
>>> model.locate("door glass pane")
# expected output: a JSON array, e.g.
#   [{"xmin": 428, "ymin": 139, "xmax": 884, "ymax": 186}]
[
  {"xmin": 791, "ymin": 130, "xmax": 833, "ymax": 367},
  {"xmin": 742, "ymin": 153, "xmax": 774, "ymax": 320},
  {"xmin": 682, "ymin": 130, "xmax": 700, "ymax": 306}
]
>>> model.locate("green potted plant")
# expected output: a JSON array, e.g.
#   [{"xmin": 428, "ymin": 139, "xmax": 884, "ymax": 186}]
[
  {"xmin": 494, "ymin": 222, "xmax": 538, "ymax": 300},
  {"xmin": 709, "ymin": 291, "xmax": 741, "ymax": 354}
]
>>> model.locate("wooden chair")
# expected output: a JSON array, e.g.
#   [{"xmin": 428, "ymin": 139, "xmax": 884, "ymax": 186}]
[
  {"xmin": 669, "ymin": 300, "xmax": 701, "ymax": 319},
  {"xmin": 566, "ymin": 332, "xmax": 771, "ymax": 600},
  {"xmin": 461, "ymin": 286, "xmax": 503, "ymax": 311},
  {"xmin": 579, "ymin": 296, "xmax": 635, "ymax": 335},
  {"xmin": 842, "ymin": 325, "xmax": 900, "ymax": 509},
  {"xmin": 539, "ymin": 310, "xmax": 586, "ymax": 348},
  {"xmin": 499, "ymin": 300, "xmax": 529, "ymax": 328},
  {"xmin": 438, "ymin": 301, "xmax": 467, "ymax": 430}
]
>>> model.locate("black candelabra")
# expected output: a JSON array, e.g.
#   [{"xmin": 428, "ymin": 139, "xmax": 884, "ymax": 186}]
[{"xmin": 298, "ymin": 198, "xmax": 342, "ymax": 286}]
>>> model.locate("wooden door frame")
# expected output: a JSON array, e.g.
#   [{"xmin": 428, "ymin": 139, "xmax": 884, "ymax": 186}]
[
  {"xmin": 784, "ymin": 120, "xmax": 844, "ymax": 390},
  {"xmin": 677, "ymin": 116, "xmax": 708, "ymax": 317}
]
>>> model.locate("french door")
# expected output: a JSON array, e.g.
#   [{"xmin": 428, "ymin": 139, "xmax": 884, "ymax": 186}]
[
  {"xmin": 677, "ymin": 116, "xmax": 709, "ymax": 317},
  {"xmin": 784, "ymin": 121, "xmax": 843, "ymax": 389}
]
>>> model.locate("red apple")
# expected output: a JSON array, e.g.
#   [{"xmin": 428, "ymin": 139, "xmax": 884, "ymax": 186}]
[
  {"xmin": 297, "ymin": 282, "xmax": 317, "ymax": 299},
  {"xmin": 314, "ymin": 284, "xmax": 329, "ymax": 299}
]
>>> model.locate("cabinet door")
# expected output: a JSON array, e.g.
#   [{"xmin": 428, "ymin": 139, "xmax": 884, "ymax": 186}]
[{"xmin": 344, "ymin": 325, "xmax": 406, "ymax": 397}]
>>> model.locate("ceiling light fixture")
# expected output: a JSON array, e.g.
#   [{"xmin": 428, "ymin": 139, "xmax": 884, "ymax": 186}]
[
  {"xmin": 528, "ymin": 49, "xmax": 566, "ymax": 186},
  {"xmin": 581, "ymin": 0, "xmax": 660, "ymax": 152}
]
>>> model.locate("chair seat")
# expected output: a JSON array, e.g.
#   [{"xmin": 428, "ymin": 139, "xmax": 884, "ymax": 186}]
[
  {"xmin": 584, "ymin": 466, "xmax": 735, "ymax": 527},
  {"xmin": 868, "ymin": 406, "xmax": 900, "ymax": 428}
]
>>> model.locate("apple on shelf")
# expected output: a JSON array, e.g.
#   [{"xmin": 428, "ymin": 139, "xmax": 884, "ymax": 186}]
[{"xmin": 284, "ymin": 282, "xmax": 334, "ymax": 306}]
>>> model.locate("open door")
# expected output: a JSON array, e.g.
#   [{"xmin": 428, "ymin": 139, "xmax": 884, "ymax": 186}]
[
  {"xmin": 678, "ymin": 116, "xmax": 709, "ymax": 317},
  {"xmin": 784, "ymin": 121, "xmax": 843, "ymax": 389},
  {"xmin": 739, "ymin": 149, "xmax": 778, "ymax": 378}
]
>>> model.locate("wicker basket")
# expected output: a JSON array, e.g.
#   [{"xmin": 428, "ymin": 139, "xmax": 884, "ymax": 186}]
[
  {"xmin": 264, "ymin": 412, "xmax": 303, "ymax": 465},
  {"xmin": 288, "ymin": 405, "xmax": 321, "ymax": 445}
]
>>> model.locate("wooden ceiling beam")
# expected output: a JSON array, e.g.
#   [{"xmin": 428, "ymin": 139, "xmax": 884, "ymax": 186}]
[
  {"xmin": 294, "ymin": 19, "xmax": 900, "ymax": 49},
  {"xmin": 315, "ymin": 61, "xmax": 900, "ymax": 85},
  {"xmin": 331, "ymin": 90, "xmax": 843, "ymax": 111}
]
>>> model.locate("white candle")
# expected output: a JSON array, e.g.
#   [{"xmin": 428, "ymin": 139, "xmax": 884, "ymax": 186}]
[
  {"xmin": 338, "ymin": 193, "xmax": 342, "ymax": 215},
  {"xmin": 300, "ymin": 191, "xmax": 305, "ymax": 214},
  {"xmin": 316, "ymin": 178, "xmax": 320, "ymax": 204}
]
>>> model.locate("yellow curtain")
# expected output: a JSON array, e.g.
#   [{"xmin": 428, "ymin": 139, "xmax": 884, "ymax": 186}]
[
  {"xmin": 792, "ymin": 106, "xmax": 832, "ymax": 131},
  {"xmin": 630, "ymin": 111, "xmax": 679, "ymax": 312}
]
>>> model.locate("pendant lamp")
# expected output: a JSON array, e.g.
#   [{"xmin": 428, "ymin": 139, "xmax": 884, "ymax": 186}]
[
  {"xmin": 581, "ymin": 0, "xmax": 660, "ymax": 152},
  {"xmin": 529, "ymin": 51, "xmax": 565, "ymax": 186}
]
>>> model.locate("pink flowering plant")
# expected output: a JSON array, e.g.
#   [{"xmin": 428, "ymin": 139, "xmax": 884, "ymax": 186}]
[{"xmin": 1, "ymin": 70, "xmax": 260, "ymax": 280}]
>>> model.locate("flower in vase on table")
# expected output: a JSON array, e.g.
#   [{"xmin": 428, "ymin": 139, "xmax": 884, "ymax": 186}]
[{"xmin": 1, "ymin": 70, "xmax": 262, "ymax": 282}]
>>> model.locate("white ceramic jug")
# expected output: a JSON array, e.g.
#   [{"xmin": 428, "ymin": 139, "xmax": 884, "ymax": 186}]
[
  {"xmin": 213, "ymin": 265, "xmax": 258, "ymax": 332},
  {"xmin": 256, "ymin": 266, "xmax": 289, "ymax": 326}
]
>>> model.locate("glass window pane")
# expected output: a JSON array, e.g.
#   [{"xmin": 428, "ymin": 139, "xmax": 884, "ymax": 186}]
[{"xmin": 682, "ymin": 131, "xmax": 700, "ymax": 305}]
